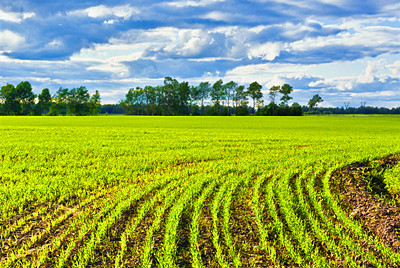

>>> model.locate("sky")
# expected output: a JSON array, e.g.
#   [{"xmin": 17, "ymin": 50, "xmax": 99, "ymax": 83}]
[{"xmin": 1, "ymin": 0, "xmax": 400, "ymax": 107}]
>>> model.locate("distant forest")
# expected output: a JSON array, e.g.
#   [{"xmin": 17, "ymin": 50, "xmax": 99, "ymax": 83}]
[
  {"xmin": 118, "ymin": 77, "xmax": 303, "ymax": 116},
  {"xmin": 1, "ymin": 78, "xmax": 400, "ymax": 116},
  {"xmin": 0, "ymin": 81, "xmax": 101, "ymax": 116}
]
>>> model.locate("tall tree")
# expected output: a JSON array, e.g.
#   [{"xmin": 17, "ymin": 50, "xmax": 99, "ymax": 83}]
[
  {"xmin": 247, "ymin": 81, "xmax": 263, "ymax": 115},
  {"xmin": 163, "ymin": 77, "xmax": 179, "ymax": 115},
  {"xmin": 16, "ymin": 81, "xmax": 36, "ymax": 115},
  {"xmin": 90, "ymin": 90, "xmax": 101, "ymax": 115},
  {"xmin": 68, "ymin": 86, "xmax": 90, "ymax": 115},
  {"xmin": 279, "ymin": 84, "xmax": 293, "ymax": 106},
  {"xmin": 233, "ymin": 85, "xmax": 247, "ymax": 108},
  {"xmin": 269, "ymin": 85, "xmax": 280, "ymax": 116},
  {"xmin": 198, "ymin": 82, "xmax": 210, "ymax": 114},
  {"xmin": 38, "ymin": 88, "xmax": 52, "ymax": 115},
  {"xmin": 144, "ymin": 86, "xmax": 157, "ymax": 115},
  {"xmin": 50, "ymin": 87, "xmax": 69, "ymax": 115},
  {"xmin": 224, "ymin": 81, "xmax": 237, "ymax": 116},
  {"xmin": 177, "ymin": 81, "xmax": 190, "ymax": 115},
  {"xmin": 0, "ymin": 84, "xmax": 20, "ymax": 115},
  {"xmin": 308, "ymin": 94, "xmax": 323, "ymax": 110},
  {"xmin": 233, "ymin": 85, "xmax": 249, "ymax": 115},
  {"xmin": 120, "ymin": 87, "xmax": 142, "ymax": 115},
  {"xmin": 189, "ymin": 85, "xmax": 201, "ymax": 115},
  {"xmin": 210, "ymin": 79, "xmax": 224, "ymax": 113}
]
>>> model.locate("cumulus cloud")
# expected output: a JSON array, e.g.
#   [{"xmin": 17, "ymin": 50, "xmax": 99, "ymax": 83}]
[
  {"xmin": 306, "ymin": 59, "xmax": 400, "ymax": 106},
  {"xmin": 168, "ymin": 0, "xmax": 225, "ymax": 8},
  {"xmin": 68, "ymin": 5, "xmax": 139, "ymax": 20},
  {"xmin": 248, "ymin": 42, "xmax": 284, "ymax": 61},
  {"xmin": 0, "ymin": 30, "xmax": 26, "ymax": 51},
  {"xmin": 2, "ymin": 0, "xmax": 400, "ymax": 107},
  {"xmin": 0, "ymin": 9, "xmax": 35, "ymax": 23},
  {"xmin": 201, "ymin": 11, "xmax": 233, "ymax": 22},
  {"xmin": 357, "ymin": 61, "xmax": 384, "ymax": 84},
  {"xmin": 387, "ymin": 60, "xmax": 400, "ymax": 76},
  {"xmin": 110, "ymin": 27, "xmax": 228, "ymax": 60}
]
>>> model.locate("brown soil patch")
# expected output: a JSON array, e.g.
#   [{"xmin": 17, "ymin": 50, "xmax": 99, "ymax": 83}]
[
  {"xmin": 197, "ymin": 193, "xmax": 219, "ymax": 267},
  {"xmin": 331, "ymin": 153, "xmax": 400, "ymax": 252},
  {"xmin": 288, "ymin": 174, "xmax": 343, "ymax": 266},
  {"xmin": 259, "ymin": 177, "xmax": 299, "ymax": 267},
  {"xmin": 87, "ymin": 199, "xmax": 142, "ymax": 267},
  {"xmin": 122, "ymin": 212, "xmax": 155, "ymax": 267},
  {"xmin": 174, "ymin": 208, "xmax": 193, "ymax": 267},
  {"xmin": 230, "ymin": 186, "xmax": 271, "ymax": 267}
]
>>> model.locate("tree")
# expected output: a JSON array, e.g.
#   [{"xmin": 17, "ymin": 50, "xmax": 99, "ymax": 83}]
[
  {"xmin": 224, "ymin": 81, "xmax": 237, "ymax": 116},
  {"xmin": 144, "ymin": 86, "xmax": 157, "ymax": 115},
  {"xmin": 38, "ymin": 88, "xmax": 52, "ymax": 115},
  {"xmin": 16, "ymin": 81, "xmax": 36, "ymax": 115},
  {"xmin": 189, "ymin": 85, "xmax": 201, "ymax": 115},
  {"xmin": 198, "ymin": 82, "xmax": 210, "ymax": 114},
  {"xmin": 232, "ymin": 85, "xmax": 249, "ymax": 115},
  {"xmin": 247, "ymin": 81, "xmax": 263, "ymax": 115},
  {"xmin": 90, "ymin": 90, "xmax": 101, "ymax": 115},
  {"xmin": 233, "ymin": 85, "xmax": 247, "ymax": 107},
  {"xmin": 120, "ymin": 87, "xmax": 142, "ymax": 115},
  {"xmin": 0, "ymin": 84, "xmax": 20, "ymax": 115},
  {"xmin": 177, "ymin": 81, "xmax": 190, "ymax": 115},
  {"xmin": 308, "ymin": 94, "xmax": 323, "ymax": 110},
  {"xmin": 68, "ymin": 86, "xmax": 90, "ymax": 115},
  {"xmin": 163, "ymin": 77, "xmax": 179, "ymax": 115},
  {"xmin": 290, "ymin": 102, "xmax": 303, "ymax": 116},
  {"xmin": 269, "ymin": 85, "xmax": 280, "ymax": 116},
  {"xmin": 210, "ymin": 79, "xmax": 224, "ymax": 113},
  {"xmin": 49, "ymin": 87, "xmax": 69, "ymax": 115},
  {"xmin": 279, "ymin": 84, "xmax": 293, "ymax": 106}
]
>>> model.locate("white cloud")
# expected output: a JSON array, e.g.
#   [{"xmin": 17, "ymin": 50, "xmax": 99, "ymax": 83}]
[
  {"xmin": 307, "ymin": 58, "xmax": 400, "ymax": 95},
  {"xmin": 248, "ymin": 42, "xmax": 284, "ymax": 61},
  {"xmin": 349, "ymin": 90, "xmax": 399, "ymax": 98},
  {"xmin": 70, "ymin": 41, "xmax": 145, "ymax": 77},
  {"xmin": 288, "ymin": 23, "xmax": 400, "ymax": 55},
  {"xmin": 0, "ymin": 9, "xmax": 35, "ymax": 23},
  {"xmin": 175, "ymin": 29, "xmax": 216, "ymax": 57},
  {"xmin": 68, "ymin": 5, "xmax": 139, "ymax": 20},
  {"xmin": 0, "ymin": 30, "xmax": 26, "ymax": 51},
  {"xmin": 168, "ymin": 0, "xmax": 225, "ymax": 7},
  {"xmin": 45, "ymin": 39, "xmax": 64, "ymax": 49},
  {"xmin": 357, "ymin": 61, "xmax": 383, "ymax": 84},
  {"xmin": 71, "ymin": 42, "xmax": 145, "ymax": 62},
  {"xmin": 108, "ymin": 27, "xmax": 228, "ymax": 59},
  {"xmin": 87, "ymin": 62, "xmax": 130, "ymax": 78},
  {"xmin": 318, "ymin": 0, "xmax": 345, "ymax": 6},
  {"xmin": 387, "ymin": 60, "xmax": 400, "ymax": 76},
  {"xmin": 103, "ymin": 19, "xmax": 118, "ymax": 24},
  {"xmin": 265, "ymin": 0, "xmax": 310, "ymax": 8},
  {"xmin": 201, "ymin": 11, "xmax": 232, "ymax": 22},
  {"xmin": 382, "ymin": 2, "xmax": 400, "ymax": 13},
  {"xmin": 224, "ymin": 62, "xmax": 309, "ymax": 84},
  {"xmin": 309, "ymin": 77, "xmax": 355, "ymax": 91}
]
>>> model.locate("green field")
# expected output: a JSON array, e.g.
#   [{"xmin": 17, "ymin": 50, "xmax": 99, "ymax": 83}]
[{"xmin": 1, "ymin": 116, "xmax": 400, "ymax": 267}]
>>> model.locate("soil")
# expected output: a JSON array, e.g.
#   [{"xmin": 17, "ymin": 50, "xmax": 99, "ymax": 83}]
[
  {"xmin": 330, "ymin": 153, "xmax": 400, "ymax": 252},
  {"xmin": 229, "ymin": 186, "xmax": 271, "ymax": 267}
]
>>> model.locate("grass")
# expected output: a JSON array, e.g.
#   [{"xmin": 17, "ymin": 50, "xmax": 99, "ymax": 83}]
[{"xmin": 0, "ymin": 115, "xmax": 400, "ymax": 267}]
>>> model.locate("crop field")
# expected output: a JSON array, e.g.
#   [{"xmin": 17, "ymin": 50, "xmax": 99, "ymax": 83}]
[{"xmin": 1, "ymin": 116, "xmax": 400, "ymax": 267}]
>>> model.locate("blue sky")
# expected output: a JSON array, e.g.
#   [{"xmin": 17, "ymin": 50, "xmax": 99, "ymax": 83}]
[{"xmin": 1, "ymin": 0, "xmax": 400, "ymax": 107}]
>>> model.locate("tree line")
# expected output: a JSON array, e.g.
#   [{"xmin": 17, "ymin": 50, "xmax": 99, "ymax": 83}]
[
  {"xmin": 3, "ymin": 79, "xmax": 397, "ymax": 116},
  {"xmin": 304, "ymin": 106, "xmax": 400, "ymax": 115},
  {"xmin": 119, "ymin": 77, "xmax": 317, "ymax": 116},
  {"xmin": 0, "ymin": 81, "xmax": 101, "ymax": 116}
]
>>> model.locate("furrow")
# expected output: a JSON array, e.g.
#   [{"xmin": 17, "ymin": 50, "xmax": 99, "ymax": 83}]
[{"xmin": 159, "ymin": 174, "xmax": 211, "ymax": 267}]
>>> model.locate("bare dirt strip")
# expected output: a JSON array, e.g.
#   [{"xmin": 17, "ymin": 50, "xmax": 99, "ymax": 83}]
[{"xmin": 331, "ymin": 153, "xmax": 400, "ymax": 252}]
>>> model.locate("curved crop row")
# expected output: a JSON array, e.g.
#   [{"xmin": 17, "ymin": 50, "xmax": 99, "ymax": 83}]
[{"xmin": 2, "ymin": 116, "xmax": 400, "ymax": 267}]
